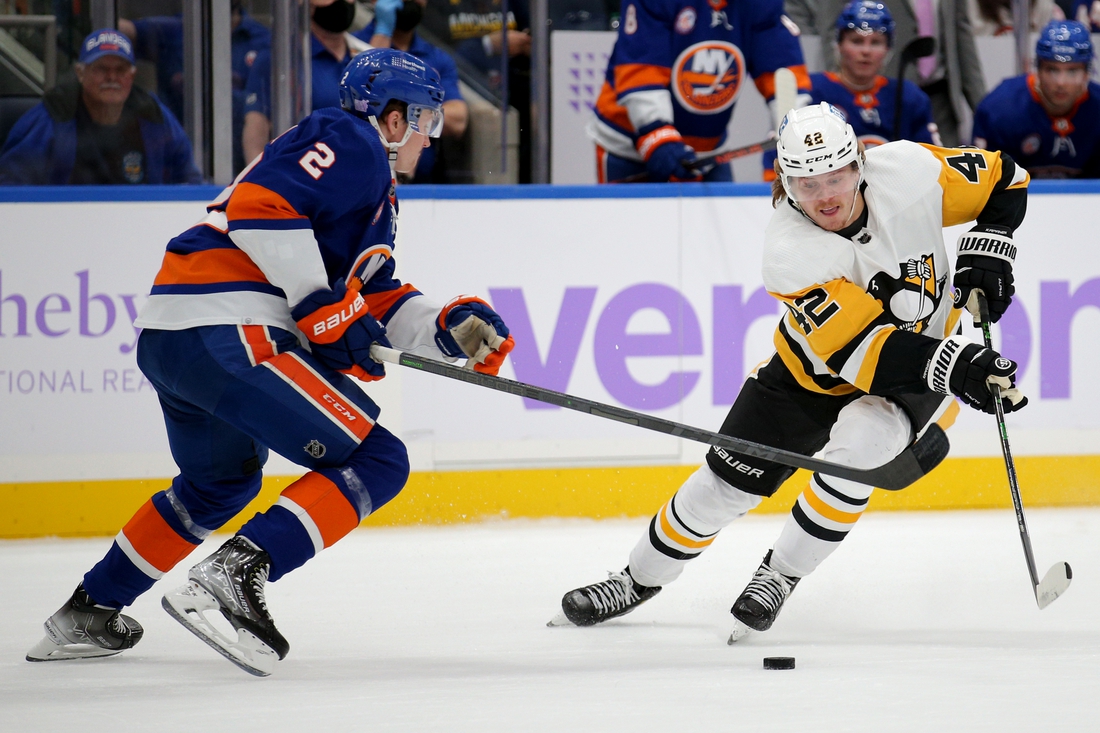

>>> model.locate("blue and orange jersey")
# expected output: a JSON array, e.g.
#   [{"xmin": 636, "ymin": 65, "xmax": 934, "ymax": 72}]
[
  {"xmin": 973, "ymin": 73, "xmax": 1100, "ymax": 179},
  {"xmin": 590, "ymin": 0, "xmax": 810, "ymax": 159},
  {"xmin": 762, "ymin": 72, "xmax": 939, "ymax": 180},
  {"xmin": 136, "ymin": 107, "xmax": 441, "ymax": 355}
]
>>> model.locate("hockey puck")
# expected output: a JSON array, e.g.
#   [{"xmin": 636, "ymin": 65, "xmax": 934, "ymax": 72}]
[{"xmin": 763, "ymin": 656, "xmax": 795, "ymax": 670}]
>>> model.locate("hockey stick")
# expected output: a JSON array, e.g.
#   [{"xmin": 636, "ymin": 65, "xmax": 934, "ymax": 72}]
[
  {"xmin": 687, "ymin": 68, "xmax": 798, "ymax": 170},
  {"xmin": 369, "ymin": 345, "xmax": 949, "ymax": 490},
  {"xmin": 892, "ymin": 36, "xmax": 935, "ymax": 141},
  {"xmin": 975, "ymin": 294, "xmax": 1072, "ymax": 609}
]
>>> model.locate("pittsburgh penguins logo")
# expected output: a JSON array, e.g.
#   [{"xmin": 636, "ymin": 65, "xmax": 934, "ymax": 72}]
[
  {"xmin": 671, "ymin": 41, "xmax": 745, "ymax": 115},
  {"xmin": 867, "ymin": 253, "xmax": 945, "ymax": 333}
]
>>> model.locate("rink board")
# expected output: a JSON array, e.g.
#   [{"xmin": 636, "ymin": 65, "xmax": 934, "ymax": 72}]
[{"xmin": 1, "ymin": 183, "xmax": 1099, "ymax": 537}]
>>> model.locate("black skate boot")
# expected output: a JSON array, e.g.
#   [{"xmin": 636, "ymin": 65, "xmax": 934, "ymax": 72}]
[
  {"xmin": 551, "ymin": 568, "xmax": 661, "ymax": 627},
  {"xmin": 728, "ymin": 550, "xmax": 800, "ymax": 644},
  {"xmin": 26, "ymin": 584, "xmax": 144, "ymax": 662},
  {"xmin": 162, "ymin": 536, "xmax": 289, "ymax": 676}
]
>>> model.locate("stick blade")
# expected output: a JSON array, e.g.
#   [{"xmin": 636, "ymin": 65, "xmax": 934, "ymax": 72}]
[
  {"xmin": 1035, "ymin": 562, "xmax": 1072, "ymax": 610},
  {"xmin": 773, "ymin": 67, "xmax": 798, "ymax": 129}
]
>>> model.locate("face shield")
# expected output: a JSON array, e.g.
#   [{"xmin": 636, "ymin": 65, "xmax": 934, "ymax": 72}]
[
  {"xmin": 408, "ymin": 103, "xmax": 444, "ymax": 138},
  {"xmin": 785, "ymin": 163, "xmax": 862, "ymax": 204}
]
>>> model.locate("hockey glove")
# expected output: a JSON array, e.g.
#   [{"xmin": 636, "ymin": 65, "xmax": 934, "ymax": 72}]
[
  {"xmin": 292, "ymin": 279, "xmax": 391, "ymax": 382},
  {"xmin": 435, "ymin": 295, "xmax": 515, "ymax": 376},
  {"xmin": 635, "ymin": 122, "xmax": 699, "ymax": 182},
  {"xmin": 372, "ymin": 0, "xmax": 403, "ymax": 37},
  {"xmin": 925, "ymin": 336, "xmax": 1028, "ymax": 414},
  {"xmin": 953, "ymin": 224, "xmax": 1016, "ymax": 323}
]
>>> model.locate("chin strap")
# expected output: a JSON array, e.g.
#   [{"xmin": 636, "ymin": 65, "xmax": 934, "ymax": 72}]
[{"xmin": 368, "ymin": 115, "xmax": 414, "ymax": 177}]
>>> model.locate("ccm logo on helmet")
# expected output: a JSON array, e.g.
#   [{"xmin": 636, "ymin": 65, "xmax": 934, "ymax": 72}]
[
  {"xmin": 671, "ymin": 41, "xmax": 745, "ymax": 115},
  {"xmin": 806, "ymin": 153, "xmax": 834, "ymax": 163}
]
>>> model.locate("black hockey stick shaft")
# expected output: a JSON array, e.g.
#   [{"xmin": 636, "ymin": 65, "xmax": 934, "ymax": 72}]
[
  {"xmin": 976, "ymin": 296, "xmax": 1040, "ymax": 588},
  {"xmin": 690, "ymin": 136, "xmax": 778, "ymax": 169},
  {"xmin": 370, "ymin": 345, "xmax": 948, "ymax": 490}
]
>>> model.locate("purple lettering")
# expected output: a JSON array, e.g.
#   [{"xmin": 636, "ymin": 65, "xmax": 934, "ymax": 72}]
[
  {"xmin": 1041, "ymin": 278, "xmax": 1100, "ymax": 398},
  {"xmin": 118, "ymin": 295, "xmax": 143, "ymax": 354},
  {"xmin": 39, "ymin": 371, "xmax": 55, "ymax": 392},
  {"xmin": 122, "ymin": 369, "xmax": 136, "ymax": 392},
  {"xmin": 16, "ymin": 370, "xmax": 33, "ymax": 393},
  {"xmin": 489, "ymin": 287, "xmax": 597, "ymax": 410},
  {"xmin": 103, "ymin": 369, "xmax": 118, "ymax": 391},
  {"xmin": 81, "ymin": 370, "xmax": 93, "ymax": 393},
  {"xmin": 996, "ymin": 297, "xmax": 1032, "ymax": 382},
  {"xmin": 78, "ymin": 270, "xmax": 117, "ymax": 337},
  {"xmin": 712, "ymin": 285, "xmax": 778, "ymax": 405},
  {"xmin": 61, "ymin": 371, "xmax": 77, "ymax": 392},
  {"xmin": 0, "ymin": 271, "xmax": 29, "ymax": 337},
  {"xmin": 593, "ymin": 284, "xmax": 702, "ymax": 410},
  {"xmin": 35, "ymin": 294, "xmax": 71, "ymax": 337}
]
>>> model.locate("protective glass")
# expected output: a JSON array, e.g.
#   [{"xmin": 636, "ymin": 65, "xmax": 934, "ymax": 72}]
[
  {"xmin": 408, "ymin": 104, "xmax": 445, "ymax": 138},
  {"xmin": 786, "ymin": 165, "xmax": 861, "ymax": 203}
]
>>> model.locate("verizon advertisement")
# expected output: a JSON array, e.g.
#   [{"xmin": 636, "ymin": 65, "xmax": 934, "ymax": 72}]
[{"xmin": 1, "ymin": 190, "xmax": 1098, "ymax": 482}]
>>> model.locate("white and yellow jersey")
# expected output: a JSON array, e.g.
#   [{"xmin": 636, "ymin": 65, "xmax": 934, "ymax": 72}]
[{"xmin": 762, "ymin": 140, "xmax": 1029, "ymax": 396}]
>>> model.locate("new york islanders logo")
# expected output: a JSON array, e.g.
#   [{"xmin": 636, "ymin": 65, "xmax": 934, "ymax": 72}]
[{"xmin": 670, "ymin": 41, "xmax": 745, "ymax": 115}]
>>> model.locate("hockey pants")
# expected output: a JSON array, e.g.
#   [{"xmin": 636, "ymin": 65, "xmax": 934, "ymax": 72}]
[{"xmin": 82, "ymin": 325, "xmax": 409, "ymax": 609}]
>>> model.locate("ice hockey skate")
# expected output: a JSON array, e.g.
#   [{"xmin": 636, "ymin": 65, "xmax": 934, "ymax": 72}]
[
  {"xmin": 162, "ymin": 536, "xmax": 289, "ymax": 677},
  {"xmin": 548, "ymin": 568, "xmax": 661, "ymax": 627},
  {"xmin": 26, "ymin": 584, "xmax": 144, "ymax": 662},
  {"xmin": 728, "ymin": 550, "xmax": 800, "ymax": 644}
]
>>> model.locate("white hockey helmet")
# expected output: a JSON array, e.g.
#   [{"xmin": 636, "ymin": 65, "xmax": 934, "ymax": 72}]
[{"xmin": 776, "ymin": 102, "xmax": 863, "ymax": 202}]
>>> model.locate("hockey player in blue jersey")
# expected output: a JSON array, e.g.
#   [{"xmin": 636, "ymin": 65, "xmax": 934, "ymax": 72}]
[
  {"xmin": 763, "ymin": 1, "xmax": 938, "ymax": 179},
  {"xmin": 26, "ymin": 48, "xmax": 515, "ymax": 677},
  {"xmin": 973, "ymin": 20, "xmax": 1100, "ymax": 179},
  {"xmin": 590, "ymin": 0, "xmax": 812, "ymax": 183}
]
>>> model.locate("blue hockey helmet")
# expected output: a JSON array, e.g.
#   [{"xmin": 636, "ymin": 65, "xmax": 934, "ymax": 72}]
[
  {"xmin": 339, "ymin": 48, "xmax": 445, "ymax": 138},
  {"xmin": 836, "ymin": 0, "xmax": 895, "ymax": 46},
  {"xmin": 1035, "ymin": 20, "xmax": 1093, "ymax": 65}
]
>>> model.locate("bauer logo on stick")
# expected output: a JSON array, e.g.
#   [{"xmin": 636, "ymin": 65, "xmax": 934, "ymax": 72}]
[{"xmin": 671, "ymin": 41, "xmax": 745, "ymax": 115}]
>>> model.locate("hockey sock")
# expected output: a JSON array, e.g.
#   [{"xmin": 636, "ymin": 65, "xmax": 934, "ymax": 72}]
[
  {"xmin": 770, "ymin": 472, "xmax": 870, "ymax": 578},
  {"xmin": 83, "ymin": 492, "xmax": 205, "ymax": 608},
  {"xmin": 628, "ymin": 466, "xmax": 761, "ymax": 588}
]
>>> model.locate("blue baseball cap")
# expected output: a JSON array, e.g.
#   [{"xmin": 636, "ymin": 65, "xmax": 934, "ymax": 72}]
[{"xmin": 79, "ymin": 29, "xmax": 135, "ymax": 66}]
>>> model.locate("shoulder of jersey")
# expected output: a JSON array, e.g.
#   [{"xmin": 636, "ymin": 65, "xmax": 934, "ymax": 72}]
[
  {"xmin": 864, "ymin": 140, "xmax": 941, "ymax": 192},
  {"xmin": 279, "ymin": 108, "xmax": 388, "ymax": 180},
  {"xmin": 982, "ymin": 74, "xmax": 1030, "ymax": 107},
  {"xmin": 762, "ymin": 203, "xmax": 855, "ymax": 295}
]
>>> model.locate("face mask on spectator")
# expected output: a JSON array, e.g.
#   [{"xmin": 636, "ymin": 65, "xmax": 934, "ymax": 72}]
[
  {"xmin": 395, "ymin": 0, "xmax": 423, "ymax": 32},
  {"xmin": 313, "ymin": 0, "xmax": 356, "ymax": 33}
]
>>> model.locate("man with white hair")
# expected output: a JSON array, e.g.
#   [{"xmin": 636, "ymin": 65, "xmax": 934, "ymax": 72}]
[
  {"xmin": 0, "ymin": 29, "xmax": 200, "ymax": 185},
  {"xmin": 554, "ymin": 102, "xmax": 1030, "ymax": 642}
]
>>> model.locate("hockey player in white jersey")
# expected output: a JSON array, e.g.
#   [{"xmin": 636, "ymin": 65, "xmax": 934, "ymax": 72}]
[{"xmin": 553, "ymin": 103, "xmax": 1029, "ymax": 640}]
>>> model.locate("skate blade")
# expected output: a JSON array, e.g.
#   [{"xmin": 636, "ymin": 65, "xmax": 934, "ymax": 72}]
[
  {"xmin": 1036, "ymin": 562, "xmax": 1072, "ymax": 610},
  {"xmin": 546, "ymin": 611, "xmax": 574, "ymax": 628},
  {"xmin": 25, "ymin": 635, "xmax": 123, "ymax": 662},
  {"xmin": 162, "ymin": 581, "xmax": 278, "ymax": 677},
  {"xmin": 727, "ymin": 618, "xmax": 753, "ymax": 645}
]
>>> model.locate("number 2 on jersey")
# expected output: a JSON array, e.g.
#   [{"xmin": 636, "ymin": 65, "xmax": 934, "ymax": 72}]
[{"xmin": 299, "ymin": 142, "xmax": 336, "ymax": 180}]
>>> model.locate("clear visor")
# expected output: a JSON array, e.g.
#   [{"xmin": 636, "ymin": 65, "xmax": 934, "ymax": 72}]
[
  {"xmin": 785, "ymin": 165, "xmax": 861, "ymax": 203},
  {"xmin": 408, "ymin": 104, "xmax": 444, "ymax": 138}
]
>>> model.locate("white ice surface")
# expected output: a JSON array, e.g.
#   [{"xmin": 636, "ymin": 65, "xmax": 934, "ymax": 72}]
[{"xmin": 3, "ymin": 508, "xmax": 1099, "ymax": 732}]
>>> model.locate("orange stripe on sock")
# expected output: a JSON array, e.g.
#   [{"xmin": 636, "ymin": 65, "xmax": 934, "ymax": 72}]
[
  {"xmin": 121, "ymin": 499, "xmax": 198, "ymax": 573},
  {"xmin": 802, "ymin": 483, "xmax": 863, "ymax": 524},
  {"xmin": 282, "ymin": 473, "xmax": 360, "ymax": 547},
  {"xmin": 658, "ymin": 503, "xmax": 715, "ymax": 550}
]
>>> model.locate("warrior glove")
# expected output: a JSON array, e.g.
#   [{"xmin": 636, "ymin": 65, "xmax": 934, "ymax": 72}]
[
  {"xmin": 292, "ymin": 279, "xmax": 391, "ymax": 382},
  {"xmin": 435, "ymin": 296, "xmax": 515, "ymax": 376},
  {"xmin": 635, "ymin": 122, "xmax": 699, "ymax": 182},
  {"xmin": 953, "ymin": 224, "xmax": 1016, "ymax": 323},
  {"xmin": 925, "ymin": 336, "xmax": 1027, "ymax": 414}
]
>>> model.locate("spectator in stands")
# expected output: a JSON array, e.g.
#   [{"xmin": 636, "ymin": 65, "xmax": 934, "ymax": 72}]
[
  {"xmin": 0, "ymin": 29, "xmax": 201, "ymax": 185},
  {"xmin": 968, "ymin": 0, "xmax": 1061, "ymax": 35},
  {"xmin": 118, "ymin": 0, "xmax": 271, "ymax": 175},
  {"xmin": 973, "ymin": 20, "xmax": 1100, "ymax": 178},
  {"xmin": 241, "ymin": 0, "xmax": 369, "ymax": 163},
  {"xmin": 356, "ymin": 0, "xmax": 469, "ymax": 182},
  {"xmin": 785, "ymin": 0, "xmax": 985, "ymax": 145},
  {"xmin": 421, "ymin": 0, "xmax": 533, "ymax": 182}
]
